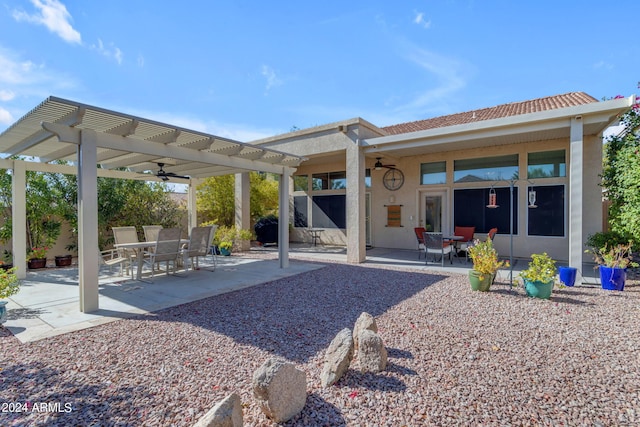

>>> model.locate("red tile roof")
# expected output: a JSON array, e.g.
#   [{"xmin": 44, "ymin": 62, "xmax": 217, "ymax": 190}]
[{"xmin": 381, "ymin": 92, "xmax": 599, "ymax": 135}]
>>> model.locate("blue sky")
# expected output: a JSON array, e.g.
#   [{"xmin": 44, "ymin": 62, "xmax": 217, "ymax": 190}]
[{"xmin": 1, "ymin": 0, "xmax": 639, "ymax": 141}]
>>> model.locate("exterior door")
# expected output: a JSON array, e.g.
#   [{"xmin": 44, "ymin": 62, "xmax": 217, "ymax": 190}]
[{"xmin": 422, "ymin": 190, "xmax": 449, "ymax": 234}]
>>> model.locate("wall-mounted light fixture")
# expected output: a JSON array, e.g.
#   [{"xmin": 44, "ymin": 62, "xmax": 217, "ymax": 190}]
[{"xmin": 487, "ymin": 187, "xmax": 498, "ymax": 208}]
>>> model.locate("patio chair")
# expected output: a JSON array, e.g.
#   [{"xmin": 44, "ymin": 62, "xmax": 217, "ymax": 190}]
[
  {"xmin": 112, "ymin": 226, "xmax": 139, "ymax": 271},
  {"xmin": 182, "ymin": 226, "xmax": 215, "ymax": 272},
  {"xmin": 414, "ymin": 227, "xmax": 426, "ymax": 259},
  {"xmin": 423, "ymin": 232, "xmax": 453, "ymax": 266},
  {"xmin": 455, "ymin": 226, "xmax": 476, "ymax": 262},
  {"xmin": 144, "ymin": 227, "xmax": 182, "ymax": 278},
  {"xmin": 143, "ymin": 225, "xmax": 163, "ymax": 243},
  {"xmin": 487, "ymin": 227, "xmax": 498, "ymax": 241},
  {"xmin": 99, "ymin": 248, "xmax": 132, "ymax": 279}
]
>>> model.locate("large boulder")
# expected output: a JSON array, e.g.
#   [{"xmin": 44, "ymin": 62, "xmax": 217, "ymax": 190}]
[
  {"xmin": 358, "ymin": 329, "xmax": 387, "ymax": 373},
  {"xmin": 252, "ymin": 358, "xmax": 306, "ymax": 423},
  {"xmin": 320, "ymin": 328, "xmax": 354, "ymax": 387},
  {"xmin": 353, "ymin": 312, "xmax": 378, "ymax": 351},
  {"xmin": 193, "ymin": 393, "xmax": 243, "ymax": 427}
]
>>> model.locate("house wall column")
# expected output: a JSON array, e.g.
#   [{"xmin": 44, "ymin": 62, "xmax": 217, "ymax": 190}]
[
  {"xmin": 278, "ymin": 169, "xmax": 291, "ymax": 268},
  {"xmin": 569, "ymin": 116, "xmax": 583, "ymax": 283},
  {"xmin": 11, "ymin": 160, "xmax": 26, "ymax": 279},
  {"xmin": 235, "ymin": 172, "xmax": 250, "ymax": 251},
  {"xmin": 346, "ymin": 143, "xmax": 365, "ymax": 263},
  {"xmin": 78, "ymin": 129, "xmax": 99, "ymax": 312}
]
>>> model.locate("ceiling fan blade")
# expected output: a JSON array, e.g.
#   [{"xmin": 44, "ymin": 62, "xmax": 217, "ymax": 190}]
[{"xmin": 156, "ymin": 162, "xmax": 190, "ymax": 180}]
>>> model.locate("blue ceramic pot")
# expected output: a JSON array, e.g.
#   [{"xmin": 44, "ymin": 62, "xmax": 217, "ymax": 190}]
[
  {"xmin": 0, "ymin": 301, "xmax": 7, "ymax": 324},
  {"xmin": 599, "ymin": 266, "xmax": 625, "ymax": 291},
  {"xmin": 559, "ymin": 266, "xmax": 577, "ymax": 287}
]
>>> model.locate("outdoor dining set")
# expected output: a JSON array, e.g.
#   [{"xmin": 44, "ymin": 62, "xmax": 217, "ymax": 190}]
[
  {"xmin": 414, "ymin": 226, "xmax": 498, "ymax": 266},
  {"xmin": 101, "ymin": 225, "xmax": 218, "ymax": 281}
]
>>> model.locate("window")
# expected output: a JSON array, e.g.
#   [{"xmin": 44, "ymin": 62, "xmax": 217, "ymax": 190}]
[
  {"xmin": 528, "ymin": 185, "xmax": 564, "ymax": 236},
  {"xmin": 312, "ymin": 195, "xmax": 346, "ymax": 228},
  {"xmin": 293, "ymin": 196, "xmax": 308, "ymax": 227},
  {"xmin": 365, "ymin": 168, "xmax": 371, "ymax": 188},
  {"xmin": 312, "ymin": 173, "xmax": 329, "ymax": 190},
  {"xmin": 421, "ymin": 161, "xmax": 446, "ymax": 185},
  {"xmin": 454, "ymin": 154, "xmax": 519, "ymax": 183},
  {"xmin": 454, "ymin": 187, "xmax": 518, "ymax": 234},
  {"xmin": 293, "ymin": 175, "xmax": 308, "ymax": 192},
  {"xmin": 329, "ymin": 171, "xmax": 346, "ymax": 189},
  {"xmin": 528, "ymin": 150, "xmax": 566, "ymax": 178}
]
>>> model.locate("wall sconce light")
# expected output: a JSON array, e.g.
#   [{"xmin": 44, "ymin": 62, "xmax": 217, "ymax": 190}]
[
  {"xmin": 487, "ymin": 187, "xmax": 499, "ymax": 208},
  {"xmin": 389, "ymin": 195, "xmax": 396, "ymax": 204}
]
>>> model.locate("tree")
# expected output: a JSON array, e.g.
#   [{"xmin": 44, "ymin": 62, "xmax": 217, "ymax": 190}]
[
  {"xmin": 601, "ymin": 91, "xmax": 640, "ymax": 244},
  {"xmin": 197, "ymin": 172, "xmax": 280, "ymax": 227}
]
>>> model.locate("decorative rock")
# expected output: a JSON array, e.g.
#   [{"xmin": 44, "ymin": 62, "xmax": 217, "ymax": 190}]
[
  {"xmin": 358, "ymin": 329, "xmax": 387, "ymax": 373},
  {"xmin": 252, "ymin": 358, "xmax": 307, "ymax": 423},
  {"xmin": 320, "ymin": 328, "xmax": 354, "ymax": 387},
  {"xmin": 353, "ymin": 312, "xmax": 377, "ymax": 350},
  {"xmin": 193, "ymin": 393, "xmax": 243, "ymax": 427}
]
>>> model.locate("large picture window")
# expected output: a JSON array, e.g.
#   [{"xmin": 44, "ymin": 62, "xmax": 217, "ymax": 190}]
[
  {"xmin": 312, "ymin": 195, "xmax": 346, "ymax": 228},
  {"xmin": 528, "ymin": 185, "xmax": 564, "ymax": 236},
  {"xmin": 454, "ymin": 187, "xmax": 518, "ymax": 234},
  {"xmin": 454, "ymin": 154, "xmax": 519, "ymax": 183},
  {"xmin": 294, "ymin": 196, "xmax": 308, "ymax": 227},
  {"xmin": 528, "ymin": 150, "xmax": 566, "ymax": 178}
]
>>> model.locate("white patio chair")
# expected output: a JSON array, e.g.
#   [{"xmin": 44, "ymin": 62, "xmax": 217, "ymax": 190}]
[
  {"xmin": 182, "ymin": 226, "xmax": 214, "ymax": 272},
  {"xmin": 99, "ymin": 248, "xmax": 132, "ymax": 279},
  {"xmin": 423, "ymin": 232, "xmax": 453, "ymax": 267},
  {"xmin": 112, "ymin": 226, "xmax": 139, "ymax": 272},
  {"xmin": 143, "ymin": 225, "xmax": 163, "ymax": 268},
  {"xmin": 144, "ymin": 227, "xmax": 182, "ymax": 279}
]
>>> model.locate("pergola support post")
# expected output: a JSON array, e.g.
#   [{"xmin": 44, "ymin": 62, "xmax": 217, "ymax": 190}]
[
  {"xmin": 11, "ymin": 160, "xmax": 27, "ymax": 279},
  {"xmin": 235, "ymin": 172, "xmax": 251, "ymax": 251},
  {"xmin": 77, "ymin": 129, "xmax": 100, "ymax": 312},
  {"xmin": 346, "ymin": 143, "xmax": 366, "ymax": 263},
  {"xmin": 278, "ymin": 170, "xmax": 291, "ymax": 268}
]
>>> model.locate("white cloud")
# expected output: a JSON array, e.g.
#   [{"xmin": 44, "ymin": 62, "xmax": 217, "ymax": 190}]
[
  {"xmin": 0, "ymin": 90, "xmax": 16, "ymax": 101},
  {"xmin": 12, "ymin": 0, "xmax": 82, "ymax": 44},
  {"xmin": 413, "ymin": 11, "xmax": 432, "ymax": 29},
  {"xmin": 261, "ymin": 65, "xmax": 283, "ymax": 93},
  {"xmin": 137, "ymin": 54, "xmax": 145, "ymax": 68},
  {"xmin": 593, "ymin": 60, "xmax": 614, "ymax": 70},
  {"xmin": 90, "ymin": 39, "xmax": 123, "ymax": 65},
  {"xmin": 394, "ymin": 44, "xmax": 469, "ymax": 115},
  {"xmin": 0, "ymin": 107, "xmax": 14, "ymax": 125}
]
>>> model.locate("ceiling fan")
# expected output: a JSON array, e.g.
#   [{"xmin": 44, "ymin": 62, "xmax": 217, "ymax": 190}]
[
  {"xmin": 156, "ymin": 163, "xmax": 190, "ymax": 181},
  {"xmin": 374, "ymin": 157, "xmax": 396, "ymax": 170}
]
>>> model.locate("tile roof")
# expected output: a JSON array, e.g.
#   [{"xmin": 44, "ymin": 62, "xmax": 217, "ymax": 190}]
[{"xmin": 381, "ymin": 92, "xmax": 599, "ymax": 135}]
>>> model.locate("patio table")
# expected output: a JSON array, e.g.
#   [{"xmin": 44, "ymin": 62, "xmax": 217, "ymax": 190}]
[{"xmin": 114, "ymin": 239, "xmax": 187, "ymax": 281}]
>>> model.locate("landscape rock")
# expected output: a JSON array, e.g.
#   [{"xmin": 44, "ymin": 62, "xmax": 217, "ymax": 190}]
[
  {"xmin": 320, "ymin": 328, "xmax": 354, "ymax": 387},
  {"xmin": 193, "ymin": 392, "xmax": 243, "ymax": 427},
  {"xmin": 353, "ymin": 312, "xmax": 377, "ymax": 350},
  {"xmin": 252, "ymin": 358, "xmax": 307, "ymax": 423},
  {"xmin": 358, "ymin": 329, "xmax": 387, "ymax": 373}
]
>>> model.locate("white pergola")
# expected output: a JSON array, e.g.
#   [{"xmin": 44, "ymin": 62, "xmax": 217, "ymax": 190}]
[{"xmin": 0, "ymin": 97, "xmax": 306, "ymax": 312}]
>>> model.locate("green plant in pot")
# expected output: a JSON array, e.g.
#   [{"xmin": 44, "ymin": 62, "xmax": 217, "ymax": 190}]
[
  {"xmin": 586, "ymin": 241, "xmax": 638, "ymax": 291},
  {"xmin": 466, "ymin": 238, "xmax": 509, "ymax": 292},
  {"xmin": 519, "ymin": 252, "xmax": 559, "ymax": 299},
  {"xmin": 0, "ymin": 266, "xmax": 20, "ymax": 324},
  {"xmin": 218, "ymin": 241, "xmax": 233, "ymax": 256}
]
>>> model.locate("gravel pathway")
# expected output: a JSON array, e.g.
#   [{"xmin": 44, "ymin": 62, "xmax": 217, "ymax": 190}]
[{"xmin": 1, "ymin": 258, "xmax": 639, "ymax": 426}]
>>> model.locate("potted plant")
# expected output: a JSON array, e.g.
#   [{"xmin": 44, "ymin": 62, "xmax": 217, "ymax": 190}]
[
  {"xmin": 586, "ymin": 241, "xmax": 638, "ymax": 291},
  {"xmin": 0, "ymin": 250, "xmax": 13, "ymax": 271},
  {"xmin": 54, "ymin": 254, "xmax": 73, "ymax": 267},
  {"xmin": 519, "ymin": 252, "xmax": 558, "ymax": 299},
  {"xmin": 0, "ymin": 266, "xmax": 20, "ymax": 324},
  {"xmin": 27, "ymin": 246, "xmax": 49, "ymax": 269},
  {"xmin": 218, "ymin": 241, "xmax": 233, "ymax": 256},
  {"xmin": 467, "ymin": 238, "xmax": 509, "ymax": 291}
]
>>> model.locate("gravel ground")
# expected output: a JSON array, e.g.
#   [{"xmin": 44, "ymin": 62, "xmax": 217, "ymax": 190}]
[{"xmin": 1, "ymin": 257, "xmax": 639, "ymax": 426}]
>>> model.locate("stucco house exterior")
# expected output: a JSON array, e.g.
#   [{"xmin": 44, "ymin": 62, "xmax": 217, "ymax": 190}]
[{"xmin": 251, "ymin": 92, "xmax": 636, "ymax": 275}]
